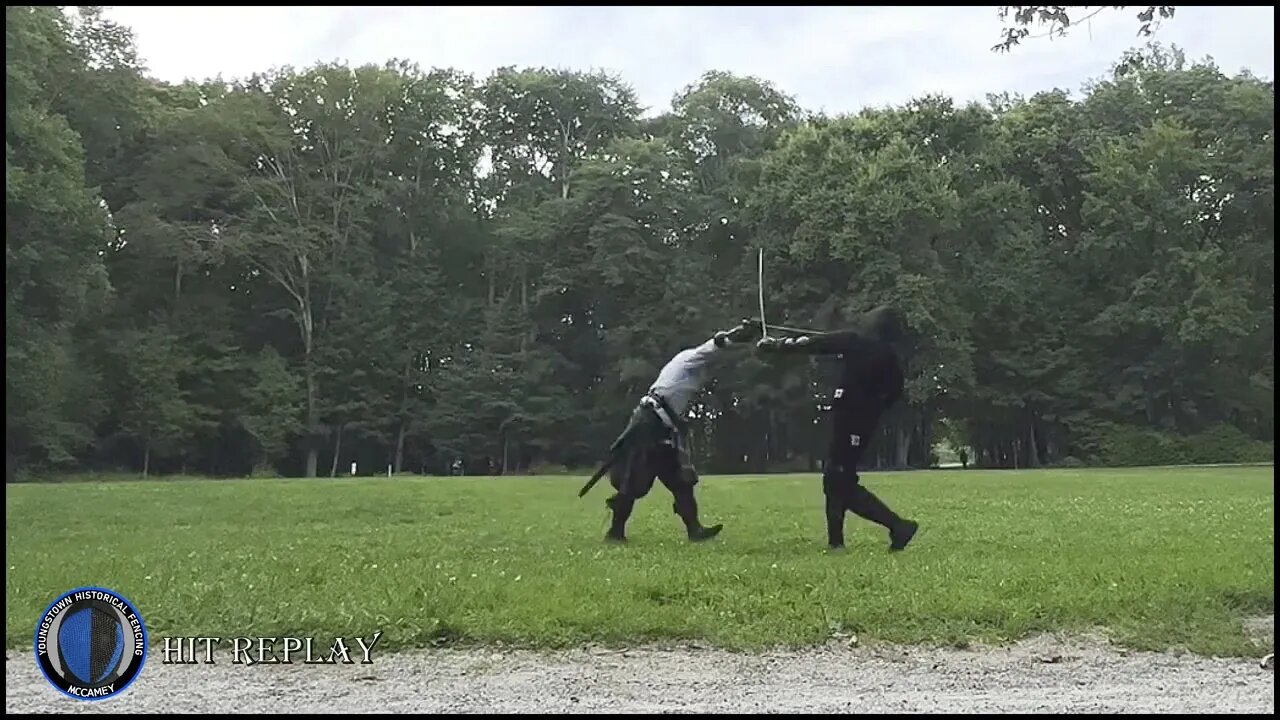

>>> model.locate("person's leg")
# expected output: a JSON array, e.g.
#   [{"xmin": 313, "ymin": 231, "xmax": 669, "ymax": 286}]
[
  {"xmin": 605, "ymin": 445, "xmax": 657, "ymax": 543},
  {"xmin": 821, "ymin": 461, "xmax": 850, "ymax": 550},
  {"xmin": 604, "ymin": 493, "xmax": 633, "ymax": 542},
  {"xmin": 601, "ymin": 407, "xmax": 665, "ymax": 542},
  {"xmin": 821, "ymin": 426, "xmax": 858, "ymax": 549},
  {"xmin": 827, "ymin": 427, "xmax": 918, "ymax": 551},
  {"xmin": 845, "ymin": 482, "xmax": 918, "ymax": 551},
  {"xmin": 654, "ymin": 444, "xmax": 722, "ymax": 541}
]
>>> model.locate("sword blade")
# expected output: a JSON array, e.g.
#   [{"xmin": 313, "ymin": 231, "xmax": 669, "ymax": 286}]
[{"xmin": 758, "ymin": 247, "xmax": 769, "ymax": 339}]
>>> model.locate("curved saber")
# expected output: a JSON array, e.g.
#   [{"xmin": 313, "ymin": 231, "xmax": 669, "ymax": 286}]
[
  {"xmin": 757, "ymin": 249, "xmax": 820, "ymax": 337},
  {"xmin": 771, "ymin": 323, "xmax": 824, "ymax": 335},
  {"xmin": 758, "ymin": 247, "xmax": 769, "ymax": 339}
]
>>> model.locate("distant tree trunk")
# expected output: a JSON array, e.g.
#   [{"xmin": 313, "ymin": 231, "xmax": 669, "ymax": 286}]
[
  {"xmin": 765, "ymin": 409, "xmax": 774, "ymax": 471},
  {"xmin": 304, "ymin": 367, "xmax": 320, "ymax": 478},
  {"xmin": 142, "ymin": 439, "xmax": 151, "ymax": 479},
  {"xmin": 329, "ymin": 423, "xmax": 344, "ymax": 478},
  {"xmin": 520, "ymin": 265, "xmax": 528, "ymax": 313},
  {"xmin": 1027, "ymin": 418, "xmax": 1041, "ymax": 468},
  {"xmin": 558, "ymin": 121, "xmax": 572, "ymax": 200},
  {"xmin": 393, "ymin": 421, "xmax": 407, "ymax": 474},
  {"xmin": 393, "ymin": 354, "xmax": 412, "ymax": 474},
  {"xmin": 487, "ymin": 258, "xmax": 496, "ymax": 307},
  {"xmin": 895, "ymin": 426, "xmax": 911, "ymax": 468},
  {"xmin": 173, "ymin": 260, "xmax": 183, "ymax": 317},
  {"xmin": 299, "ymin": 263, "xmax": 319, "ymax": 478},
  {"xmin": 501, "ymin": 434, "xmax": 509, "ymax": 475}
]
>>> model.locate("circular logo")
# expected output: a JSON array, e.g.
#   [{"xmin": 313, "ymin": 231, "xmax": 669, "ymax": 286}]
[{"xmin": 33, "ymin": 587, "xmax": 147, "ymax": 701}]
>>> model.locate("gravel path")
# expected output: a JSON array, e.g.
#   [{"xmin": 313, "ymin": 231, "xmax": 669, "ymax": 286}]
[{"xmin": 7, "ymin": 630, "xmax": 1273, "ymax": 714}]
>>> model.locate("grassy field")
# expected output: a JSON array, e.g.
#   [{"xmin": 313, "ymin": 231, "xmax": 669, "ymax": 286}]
[{"xmin": 5, "ymin": 466, "xmax": 1274, "ymax": 657}]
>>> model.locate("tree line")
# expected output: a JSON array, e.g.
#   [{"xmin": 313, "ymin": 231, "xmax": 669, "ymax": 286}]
[{"xmin": 6, "ymin": 6, "xmax": 1273, "ymax": 480}]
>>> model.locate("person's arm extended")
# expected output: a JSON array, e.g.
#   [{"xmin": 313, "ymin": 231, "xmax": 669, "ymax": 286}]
[
  {"xmin": 755, "ymin": 328, "xmax": 875, "ymax": 356},
  {"xmin": 656, "ymin": 319, "xmax": 763, "ymax": 380},
  {"xmin": 686, "ymin": 318, "xmax": 762, "ymax": 358},
  {"xmin": 714, "ymin": 318, "xmax": 761, "ymax": 348}
]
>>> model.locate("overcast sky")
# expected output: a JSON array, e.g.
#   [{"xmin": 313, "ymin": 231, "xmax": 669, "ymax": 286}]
[{"xmin": 102, "ymin": 5, "xmax": 1274, "ymax": 116}]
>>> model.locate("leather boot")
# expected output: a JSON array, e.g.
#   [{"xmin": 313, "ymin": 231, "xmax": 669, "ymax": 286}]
[
  {"xmin": 605, "ymin": 494, "xmax": 633, "ymax": 543},
  {"xmin": 672, "ymin": 488, "xmax": 722, "ymax": 542},
  {"xmin": 846, "ymin": 484, "xmax": 918, "ymax": 551}
]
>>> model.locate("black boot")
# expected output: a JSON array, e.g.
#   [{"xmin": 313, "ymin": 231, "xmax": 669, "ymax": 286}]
[
  {"xmin": 846, "ymin": 484, "xmax": 918, "ymax": 551},
  {"xmin": 672, "ymin": 488, "xmax": 722, "ymax": 542},
  {"xmin": 605, "ymin": 494, "xmax": 633, "ymax": 543},
  {"xmin": 889, "ymin": 519, "xmax": 919, "ymax": 551}
]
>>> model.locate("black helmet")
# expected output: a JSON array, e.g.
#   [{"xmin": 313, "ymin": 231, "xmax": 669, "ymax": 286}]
[{"xmin": 863, "ymin": 305, "xmax": 905, "ymax": 344}]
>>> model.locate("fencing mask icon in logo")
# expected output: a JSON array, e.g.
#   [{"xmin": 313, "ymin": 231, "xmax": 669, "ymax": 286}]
[{"xmin": 35, "ymin": 587, "xmax": 147, "ymax": 701}]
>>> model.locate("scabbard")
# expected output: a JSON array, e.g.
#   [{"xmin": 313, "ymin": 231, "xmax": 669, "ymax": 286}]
[
  {"xmin": 578, "ymin": 402, "xmax": 658, "ymax": 498},
  {"xmin": 578, "ymin": 450, "xmax": 620, "ymax": 498}
]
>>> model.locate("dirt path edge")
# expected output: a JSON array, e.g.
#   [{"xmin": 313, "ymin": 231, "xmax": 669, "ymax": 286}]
[{"xmin": 7, "ymin": 624, "xmax": 1274, "ymax": 714}]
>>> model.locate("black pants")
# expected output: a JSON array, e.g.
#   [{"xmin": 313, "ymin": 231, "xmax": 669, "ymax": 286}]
[
  {"xmin": 605, "ymin": 405, "xmax": 706, "ymax": 539},
  {"xmin": 821, "ymin": 423, "xmax": 904, "ymax": 548}
]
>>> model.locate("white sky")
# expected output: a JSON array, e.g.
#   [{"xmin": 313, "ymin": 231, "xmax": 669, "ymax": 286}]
[{"xmin": 102, "ymin": 5, "xmax": 1274, "ymax": 116}]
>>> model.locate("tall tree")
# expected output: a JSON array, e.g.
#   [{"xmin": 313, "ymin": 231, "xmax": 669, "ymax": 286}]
[
  {"xmin": 992, "ymin": 5, "xmax": 1177, "ymax": 53},
  {"xmin": 5, "ymin": 19, "xmax": 1271, "ymax": 478},
  {"xmin": 6, "ymin": 6, "xmax": 113, "ymax": 479}
]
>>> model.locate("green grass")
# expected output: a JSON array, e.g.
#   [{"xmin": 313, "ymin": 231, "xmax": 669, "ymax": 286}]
[{"xmin": 5, "ymin": 466, "xmax": 1274, "ymax": 657}]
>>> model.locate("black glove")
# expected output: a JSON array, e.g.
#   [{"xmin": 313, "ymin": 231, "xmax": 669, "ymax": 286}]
[
  {"xmin": 714, "ymin": 319, "xmax": 761, "ymax": 346},
  {"xmin": 734, "ymin": 318, "xmax": 763, "ymax": 342}
]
